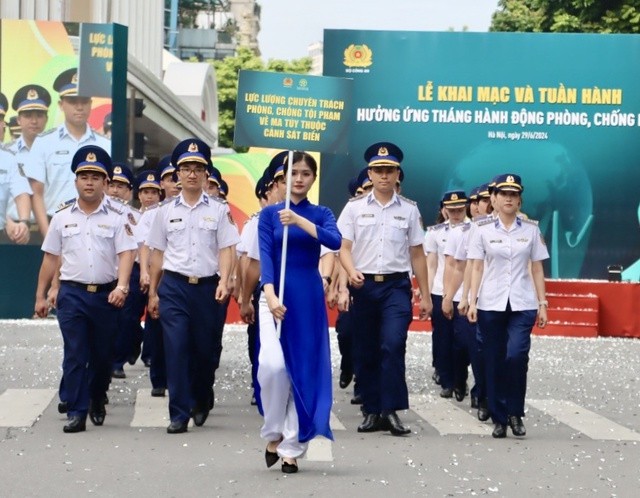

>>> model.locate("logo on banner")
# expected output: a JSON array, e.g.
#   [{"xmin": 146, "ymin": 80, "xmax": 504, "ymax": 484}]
[
  {"xmin": 283, "ymin": 77, "xmax": 294, "ymax": 88},
  {"xmin": 343, "ymin": 44, "xmax": 372, "ymax": 74}
]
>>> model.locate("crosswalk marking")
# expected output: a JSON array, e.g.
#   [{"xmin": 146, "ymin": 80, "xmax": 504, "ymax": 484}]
[
  {"xmin": 409, "ymin": 394, "xmax": 492, "ymax": 435},
  {"xmin": 4, "ymin": 388, "xmax": 640, "ymax": 444},
  {"xmin": 0, "ymin": 389, "xmax": 57, "ymax": 428},
  {"xmin": 528, "ymin": 399, "xmax": 640, "ymax": 441},
  {"xmin": 130, "ymin": 389, "xmax": 193, "ymax": 428}
]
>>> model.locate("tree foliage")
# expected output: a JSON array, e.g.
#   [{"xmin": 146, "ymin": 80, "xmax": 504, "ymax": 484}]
[
  {"xmin": 212, "ymin": 47, "xmax": 312, "ymax": 150},
  {"xmin": 490, "ymin": 0, "xmax": 640, "ymax": 33}
]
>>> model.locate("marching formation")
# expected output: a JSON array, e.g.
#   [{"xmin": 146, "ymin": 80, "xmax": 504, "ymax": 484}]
[{"xmin": 2, "ymin": 93, "xmax": 551, "ymax": 472}]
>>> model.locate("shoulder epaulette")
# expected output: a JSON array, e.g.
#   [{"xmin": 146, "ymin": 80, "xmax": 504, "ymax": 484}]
[
  {"xmin": 106, "ymin": 203, "xmax": 124, "ymax": 216},
  {"xmin": 397, "ymin": 194, "xmax": 417, "ymax": 206},
  {"xmin": 127, "ymin": 204, "xmax": 141, "ymax": 214},
  {"xmin": 521, "ymin": 217, "xmax": 539, "ymax": 226},
  {"xmin": 108, "ymin": 196, "xmax": 126, "ymax": 205},
  {"xmin": 38, "ymin": 128, "xmax": 57, "ymax": 137},
  {"xmin": 428, "ymin": 222, "xmax": 447, "ymax": 231},
  {"xmin": 56, "ymin": 198, "xmax": 75, "ymax": 212},
  {"xmin": 348, "ymin": 193, "xmax": 367, "ymax": 202},
  {"xmin": 210, "ymin": 195, "xmax": 227, "ymax": 204},
  {"xmin": 158, "ymin": 196, "xmax": 175, "ymax": 207},
  {"xmin": 476, "ymin": 217, "xmax": 494, "ymax": 227},
  {"xmin": 472, "ymin": 214, "xmax": 492, "ymax": 224}
]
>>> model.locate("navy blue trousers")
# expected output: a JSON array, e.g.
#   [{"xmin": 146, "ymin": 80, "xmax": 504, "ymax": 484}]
[
  {"xmin": 431, "ymin": 294, "xmax": 455, "ymax": 389},
  {"xmin": 144, "ymin": 315, "xmax": 166, "ymax": 389},
  {"xmin": 350, "ymin": 277, "xmax": 412, "ymax": 415},
  {"xmin": 452, "ymin": 304, "xmax": 484, "ymax": 400},
  {"xmin": 56, "ymin": 283, "xmax": 118, "ymax": 417},
  {"xmin": 113, "ymin": 263, "xmax": 144, "ymax": 370},
  {"xmin": 158, "ymin": 272, "xmax": 220, "ymax": 423},
  {"xmin": 477, "ymin": 305, "xmax": 536, "ymax": 425}
]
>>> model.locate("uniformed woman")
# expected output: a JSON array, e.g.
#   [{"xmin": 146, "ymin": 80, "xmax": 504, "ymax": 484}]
[{"xmin": 466, "ymin": 174, "xmax": 549, "ymax": 438}]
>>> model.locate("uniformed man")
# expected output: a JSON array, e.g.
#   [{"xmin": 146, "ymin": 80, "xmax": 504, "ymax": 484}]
[
  {"xmin": 4, "ymin": 84, "xmax": 52, "ymax": 240},
  {"xmin": 106, "ymin": 163, "xmax": 143, "ymax": 378},
  {"xmin": 24, "ymin": 68, "xmax": 110, "ymax": 237},
  {"xmin": 157, "ymin": 154, "xmax": 179, "ymax": 200},
  {"xmin": 338, "ymin": 142, "xmax": 431, "ymax": 436},
  {"xmin": 34, "ymin": 145, "xmax": 136, "ymax": 433},
  {"xmin": 136, "ymin": 169, "xmax": 167, "ymax": 396},
  {"xmin": 146, "ymin": 139, "xmax": 240, "ymax": 434},
  {"xmin": 0, "ymin": 146, "xmax": 32, "ymax": 244}
]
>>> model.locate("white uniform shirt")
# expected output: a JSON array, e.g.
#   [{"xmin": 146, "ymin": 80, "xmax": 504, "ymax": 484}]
[
  {"xmin": 238, "ymin": 213, "xmax": 259, "ymax": 256},
  {"xmin": 146, "ymin": 193, "xmax": 240, "ymax": 278},
  {"xmin": 423, "ymin": 221, "xmax": 455, "ymax": 296},
  {"xmin": 467, "ymin": 216, "xmax": 549, "ymax": 311},
  {"xmin": 24, "ymin": 125, "xmax": 111, "ymax": 216},
  {"xmin": 337, "ymin": 191, "xmax": 423, "ymax": 274},
  {"xmin": 41, "ymin": 197, "xmax": 137, "ymax": 284},
  {"xmin": 440, "ymin": 221, "xmax": 471, "ymax": 301},
  {"xmin": 5, "ymin": 137, "xmax": 35, "ymax": 222},
  {"xmin": 0, "ymin": 148, "xmax": 32, "ymax": 230}
]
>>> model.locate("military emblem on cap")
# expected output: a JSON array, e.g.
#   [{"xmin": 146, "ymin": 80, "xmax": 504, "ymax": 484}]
[
  {"xmin": 507, "ymin": 175, "xmax": 515, "ymax": 183},
  {"xmin": 71, "ymin": 73, "xmax": 78, "ymax": 84},
  {"xmin": 113, "ymin": 166, "xmax": 122, "ymax": 174},
  {"xmin": 13, "ymin": 84, "xmax": 51, "ymax": 113},
  {"xmin": 364, "ymin": 142, "xmax": 403, "ymax": 167},
  {"xmin": 188, "ymin": 142, "xmax": 199, "ymax": 152},
  {"xmin": 27, "ymin": 89, "xmax": 39, "ymax": 100},
  {"xmin": 72, "ymin": 145, "xmax": 112, "ymax": 177},
  {"xmin": 451, "ymin": 193, "xmax": 458, "ymax": 201},
  {"xmin": 147, "ymin": 173, "xmax": 155, "ymax": 181}
]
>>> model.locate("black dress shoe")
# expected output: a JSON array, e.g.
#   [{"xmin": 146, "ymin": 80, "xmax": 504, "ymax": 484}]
[
  {"xmin": 470, "ymin": 396, "xmax": 479, "ymax": 409},
  {"xmin": 492, "ymin": 423, "xmax": 507, "ymax": 438},
  {"xmin": 265, "ymin": 446, "xmax": 279, "ymax": 468},
  {"xmin": 57, "ymin": 401, "xmax": 68, "ymax": 414},
  {"xmin": 208, "ymin": 387, "xmax": 215, "ymax": 410},
  {"xmin": 339, "ymin": 369, "xmax": 353, "ymax": 389},
  {"xmin": 167, "ymin": 420, "xmax": 188, "ymax": 434},
  {"xmin": 128, "ymin": 343, "xmax": 142, "ymax": 365},
  {"xmin": 192, "ymin": 409, "xmax": 209, "ymax": 427},
  {"xmin": 89, "ymin": 399, "xmax": 106, "ymax": 426},
  {"xmin": 477, "ymin": 404, "xmax": 490, "ymax": 422},
  {"xmin": 63, "ymin": 416, "xmax": 86, "ymax": 433},
  {"xmin": 151, "ymin": 387, "xmax": 166, "ymax": 397},
  {"xmin": 103, "ymin": 394, "xmax": 109, "ymax": 405},
  {"xmin": 111, "ymin": 369, "xmax": 126, "ymax": 379},
  {"xmin": 350, "ymin": 394, "xmax": 363, "ymax": 405},
  {"xmin": 440, "ymin": 388, "xmax": 453, "ymax": 398},
  {"xmin": 143, "ymin": 358, "xmax": 151, "ymax": 368},
  {"xmin": 281, "ymin": 460, "xmax": 298, "ymax": 474},
  {"xmin": 432, "ymin": 370, "xmax": 441, "ymax": 385},
  {"xmin": 357, "ymin": 414, "xmax": 381, "ymax": 432},
  {"xmin": 508, "ymin": 415, "xmax": 526, "ymax": 437},
  {"xmin": 454, "ymin": 386, "xmax": 466, "ymax": 402},
  {"xmin": 381, "ymin": 412, "xmax": 411, "ymax": 436}
]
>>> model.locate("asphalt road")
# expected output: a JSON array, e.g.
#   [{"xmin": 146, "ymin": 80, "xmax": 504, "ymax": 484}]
[{"xmin": 1, "ymin": 319, "xmax": 639, "ymax": 497}]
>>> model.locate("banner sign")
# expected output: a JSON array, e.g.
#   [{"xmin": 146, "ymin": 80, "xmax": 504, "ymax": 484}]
[
  {"xmin": 234, "ymin": 70, "xmax": 352, "ymax": 154},
  {"xmin": 321, "ymin": 30, "xmax": 640, "ymax": 279}
]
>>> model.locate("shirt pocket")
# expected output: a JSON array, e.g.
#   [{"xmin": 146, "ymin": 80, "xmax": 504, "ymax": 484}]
[
  {"xmin": 61, "ymin": 225, "xmax": 83, "ymax": 250},
  {"xmin": 389, "ymin": 218, "xmax": 408, "ymax": 242},
  {"xmin": 167, "ymin": 219, "xmax": 187, "ymax": 248},
  {"xmin": 199, "ymin": 218, "xmax": 219, "ymax": 246},
  {"xmin": 356, "ymin": 215, "xmax": 377, "ymax": 240},
  {"xmin": 93, "ymin": 225, "xmax": 115, "ymax": 252}
]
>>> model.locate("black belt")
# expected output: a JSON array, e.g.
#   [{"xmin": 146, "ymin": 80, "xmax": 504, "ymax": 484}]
[
  {"xmin": 164, "ymin": 270, "xmax": 219, "ymax": 285},
  {"xmin": 362, "ymin": 272, "xmax": 408, "ymax": 283},
  {"xmin": 60, "ymin": 280, "xmax": 117, "ymax": 293}
]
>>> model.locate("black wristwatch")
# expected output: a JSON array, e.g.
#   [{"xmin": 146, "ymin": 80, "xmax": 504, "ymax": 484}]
[{"xmin": 322, "ymin": 276, "xmax": 332, "ymax": 285}]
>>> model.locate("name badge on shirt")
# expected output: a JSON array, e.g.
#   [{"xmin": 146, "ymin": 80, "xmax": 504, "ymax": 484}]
[
  {"xmin": 489, "ymin": 239, "xmax": 503, "ymax": 244},
  {"xmin": 169, "ymin": 218, "xmax": 183, "ymax": 223},
  {"xmin": 360, "ymin": 213, "xmax": 375, "ymax": 218},
  {"xmin": 56, "ymin": 150, "xmax": 70, "ymax": 155},
  {"xmin": 516, "ymin": 238, "xmax": 530, "ymax": 243},
  {"xmin": 64, "ymin": 223, "xmax": 78, "ymax": 228},
  {"xmin": 393, "ymin": 216, "xmax": 406, "ymax": 221}
]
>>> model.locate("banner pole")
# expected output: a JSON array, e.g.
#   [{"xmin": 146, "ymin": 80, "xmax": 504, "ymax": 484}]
[{"xmin": 276, "ymin": 150, "xmax": 294, "ymax": 338}]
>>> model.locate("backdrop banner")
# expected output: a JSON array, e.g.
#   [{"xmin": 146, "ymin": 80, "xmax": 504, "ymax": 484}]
[{"xmin": 321, "ymin": 30, "xmax": 640, "ymax": 279}]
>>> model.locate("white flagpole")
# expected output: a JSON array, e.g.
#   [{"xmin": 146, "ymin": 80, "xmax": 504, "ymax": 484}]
[{"xmin": 276, "ymin": 150, "xmax": 294, "ymax": 338}]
